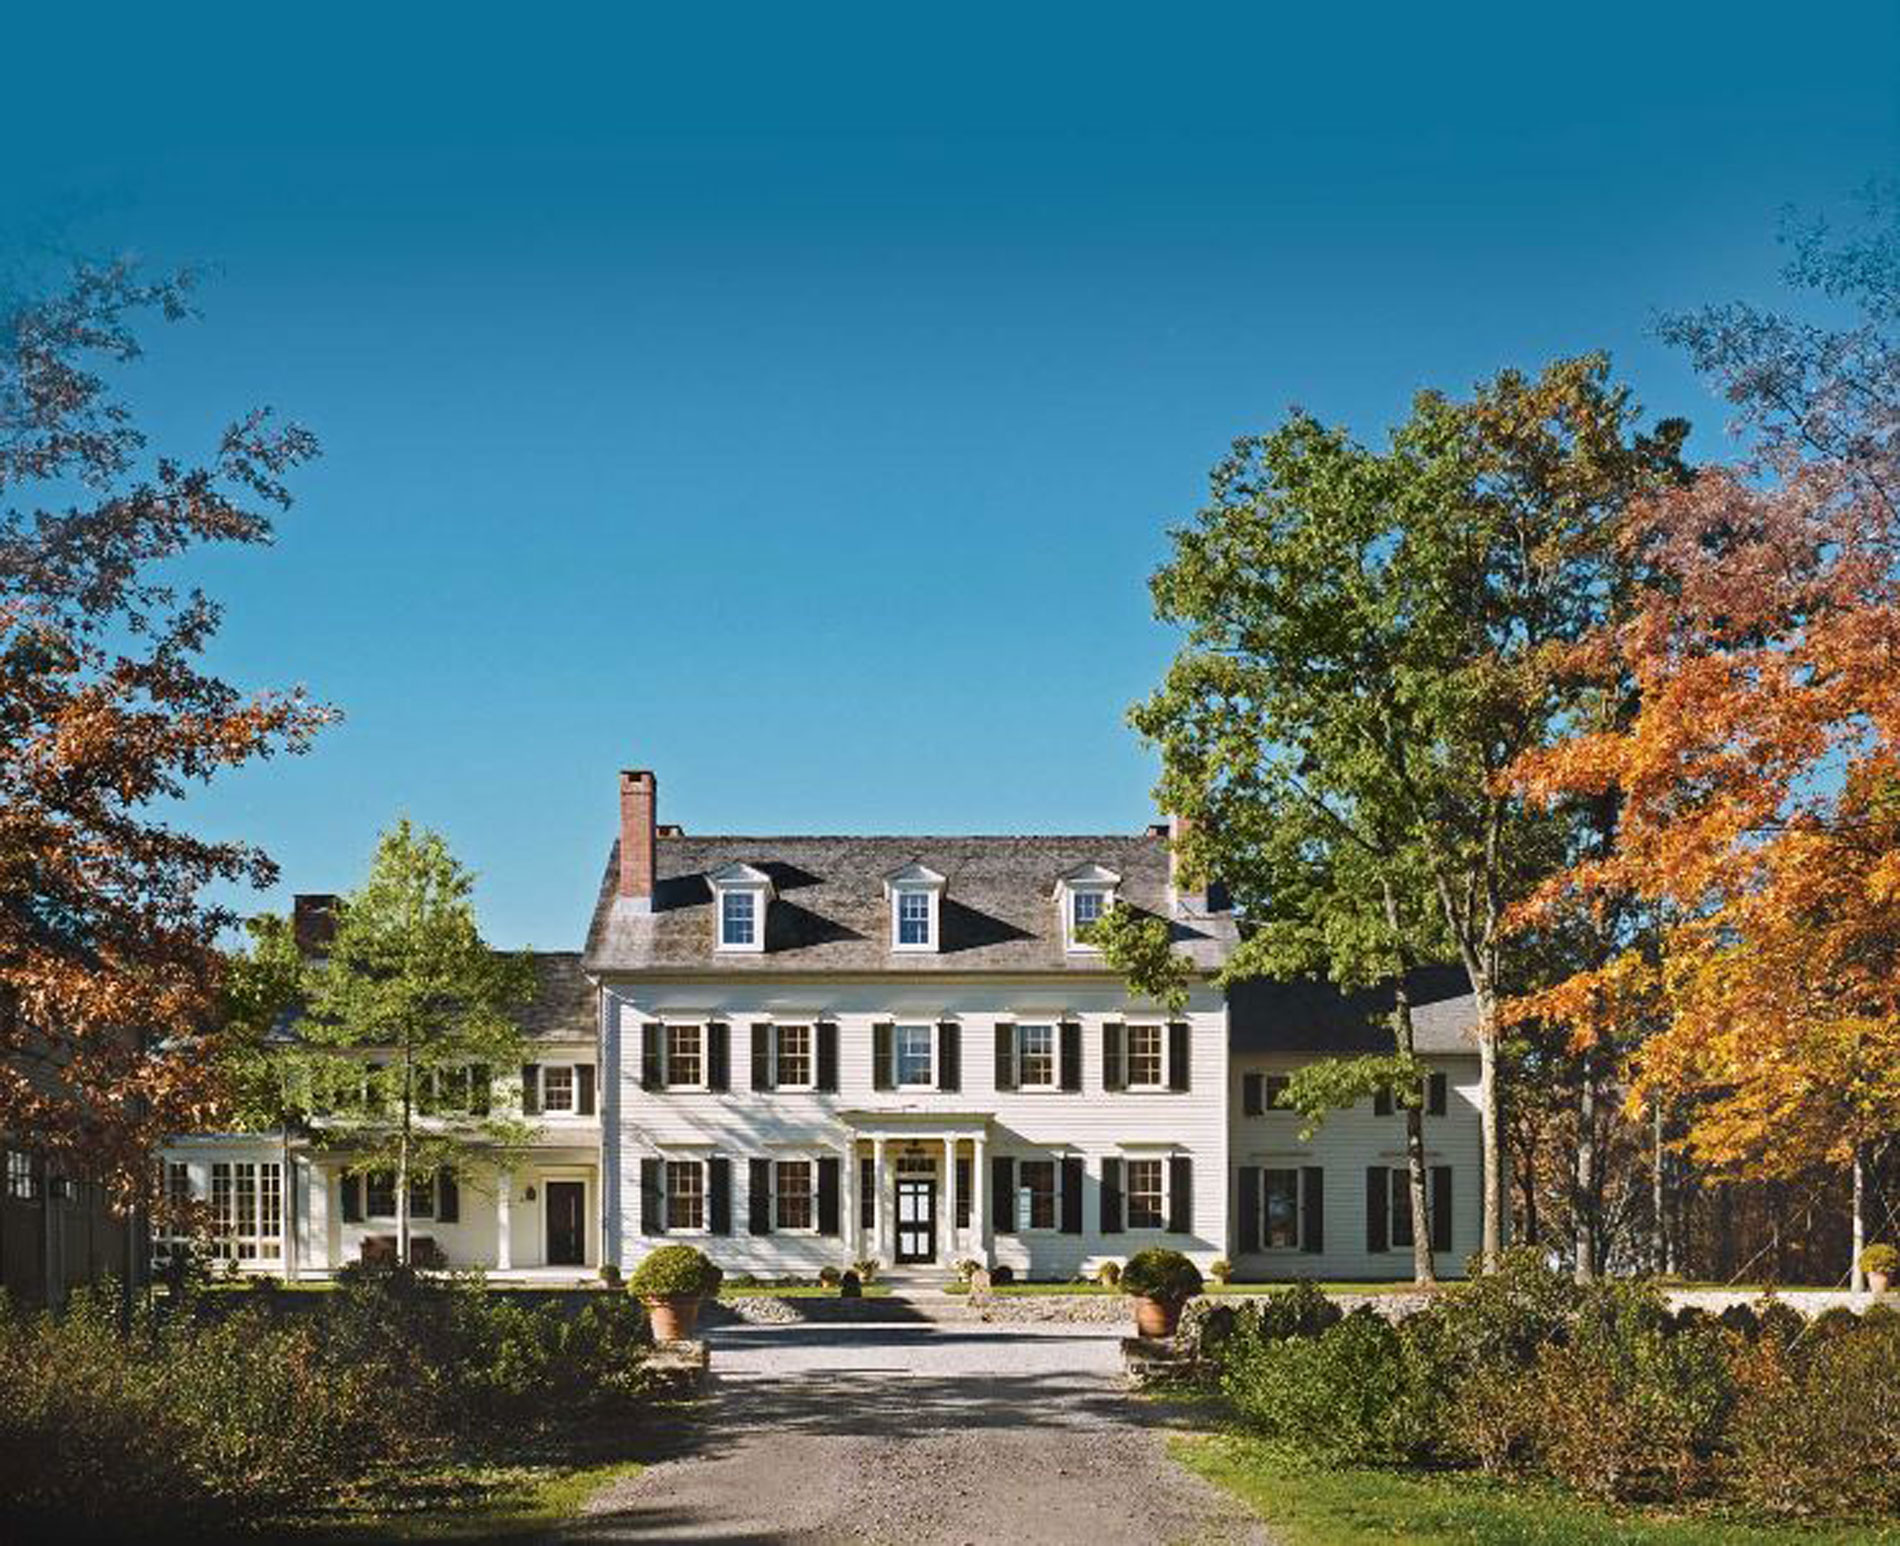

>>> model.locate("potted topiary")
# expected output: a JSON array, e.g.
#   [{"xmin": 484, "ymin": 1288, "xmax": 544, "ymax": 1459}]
[
  {"xmin": 1861, "ymin": 1243, "xmax": 1897, "ymax": 1296},
  {"xmin": 1121, "ymin": 1247, "xmax": 1204, "ymax": 1337},
  {"xmin": 628, "ymin": 1244, "xmax": 723, "ymax": 1341},
  {"xmin": 1207, "ymin": 1257, "xmax": 1233, "ymax": 1286}
]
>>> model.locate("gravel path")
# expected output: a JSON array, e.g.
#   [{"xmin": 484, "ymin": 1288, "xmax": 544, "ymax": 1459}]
[{"xmin": 565, "ymin": 1318, "xmax": 1270, "ymax": 1546}]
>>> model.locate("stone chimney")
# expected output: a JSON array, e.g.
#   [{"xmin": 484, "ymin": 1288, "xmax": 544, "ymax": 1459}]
[
  {"xmin": 619, "ymin": 769, "xmax": 657, "ymax": 911},
  {"xmin": 291, "ymin": 893, "xmax": 340, "ymax": 957}
]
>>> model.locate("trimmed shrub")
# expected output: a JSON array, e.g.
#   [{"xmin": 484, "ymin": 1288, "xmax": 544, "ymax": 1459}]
[
  {"xmin": 1095, "ymin": 1259, "xmax": 1122, "ymax": 1287},
  {"xmin": 817, "ymin": 1265, "xmax": 842, "ymax": 1288},
  {"xmin": 1222, "ymin": 1307, "xmax": 1415, "ymax": 1464},
  {"xmin": 1859, "ymin": 1242, "xmax": 1898, "ymax": 1278},
  {"xmin": 1207, "ymin": 1257, "xmax": 1232, "ymax": 1285},
  {"xmin": 627, "ymin": 1244, "xmax": 723, "ymax": 1299},
  {"xmin": 1120, "ymin": 1248, "xmax": 1203, "ymax": 1305}
]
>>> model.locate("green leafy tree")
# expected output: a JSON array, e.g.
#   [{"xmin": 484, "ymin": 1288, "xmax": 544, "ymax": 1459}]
[{"xmin": 287, "ymin": 820, "xmax": 535, "ymax": 1264}]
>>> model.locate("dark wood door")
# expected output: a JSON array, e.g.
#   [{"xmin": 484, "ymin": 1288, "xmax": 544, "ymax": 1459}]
[
  {"xmin": 546, "ymin": 1181, "xmax": 585, "ymax": 1266},
  {"xmin": 896, "ymin": 1176, "xmax": 935, "ymax": 1264}
]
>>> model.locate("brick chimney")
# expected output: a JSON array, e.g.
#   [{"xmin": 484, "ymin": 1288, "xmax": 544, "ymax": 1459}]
[
  {"xmin": 291, "ymin": 893, "xmax": 340, "ymax": 957},
  {"xmin": 618, "ymin": 769, "xmax": 657, "ymax": 911}
]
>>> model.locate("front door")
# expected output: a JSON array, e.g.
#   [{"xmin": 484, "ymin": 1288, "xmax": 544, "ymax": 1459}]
[
  {"xmin": 545, "ymin": 1181, "xmax": 585, "ymax": 1266},
  {"xmin": 895, "ymin": 1175, "xmax": 936, "ymax": 1264}
]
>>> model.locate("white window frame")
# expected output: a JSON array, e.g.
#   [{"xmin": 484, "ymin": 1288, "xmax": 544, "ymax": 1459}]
[
  {"xmin": 1016, "ymin": 1156, "xmax": 1059, "ymax": 1232},
  {"xmin": 1125, "ymin": 1156, "xmax": 1166, "ymax": 1230},
  {"xmin": 665, "ymin": 1158, "xmax": 707, "ymax": 1232},
  {"xmin": 664, "ymin": 1024, "xmax": 706, "ymax": 1090},
  {"xmin": 894, "ymin": 888, "xmax": 935, "ymax": 950},
  {"xmin": 773, "ymin": 1023, "xmax": 815, "ymax": 1090},
  {"xmin": 1061, "ymin": 884, "xmax": 1114, "ymax": 952},
  {"xmin": 1264, "ymin": 1073, "xmax": 1291, "ymax": 1111},
  {"xmin": 715, "ymin": 884, "xmax": 767, "ymax": 953},
  {"xmin": 1014, "ymin": 1023, "xmax": 1058, "ymax": 1089},
  {"xmin": 1126, "ymin": 1023, "xmax": 1166, "ymax": 1090},
  {"xmin": 893, "ymin": 1023, "xmax": 936, "ymax": 1088},
  {"xmin": 773, "ymin": 1157, "xmax": 817, "ymax": 1233},
  {"xmin": 1260, "ymin": 1166, "xmax": 1302, "ymax": 1250},
  {"xmin": 209, "ymin": 1160, "xmax": 283, "ymax": 1262},
  {"xmin": 541, "ymin": 1064, "xmax": 576, "ymax": 1113}
]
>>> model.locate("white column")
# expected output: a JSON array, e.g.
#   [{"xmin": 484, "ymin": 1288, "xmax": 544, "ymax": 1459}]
[
  {"xmin": 841, "ymin": 1136, "xmax": 856, "ymax": 1260},
  {"xmin": 939, "ymin": 1140, "xmax": 954, "ymax": 1264},
  {"xmin": 972, "ymin": 1133, "xmax": 988, "ymax": 1265},
  {"xmin": 496, "ymin": 1170, "xmax": 513, "ymax": 1272},
  {"xmin": 873, "ymin": 1137, "xmax": 888, "ymax": 1263}
]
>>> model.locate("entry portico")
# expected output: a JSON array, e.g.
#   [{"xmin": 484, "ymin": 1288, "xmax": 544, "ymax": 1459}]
[{"xmin": 845, "ymin": 1114, "xmax": 992, "ymax": 1269}]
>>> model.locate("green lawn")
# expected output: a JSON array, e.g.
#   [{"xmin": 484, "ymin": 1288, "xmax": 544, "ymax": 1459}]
[
  {"xmin": 1174, "ymin": 1434, "xmax": 1897, "ymax": 1546},
  {"xmin": 299, "ymin": 1459, "xmax": 643, "ymax": 1543},
  {"xmin": 718, "ymin": 1282, "xmax": 893, "ymax": 1298}
]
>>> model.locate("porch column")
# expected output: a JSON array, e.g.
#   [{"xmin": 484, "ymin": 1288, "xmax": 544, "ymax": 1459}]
[
  {"xmin": 971, "ymin": 1132, "xmax": 988, "ymax": 1264},
  {"xmin": 939, "ymin": 1140, "xmax": 955, "ymax": 1264},
  {"xmin": 873, "ymin": 1137, "xmax": 889, "ymax": 1262},
  {"xmin": 840, "ymin": 1135, "xmax": 856, "ymax": 1259},
  {"xmin": 496, "ymin": 1170, "xmax": 513, "ymax": 1272}
]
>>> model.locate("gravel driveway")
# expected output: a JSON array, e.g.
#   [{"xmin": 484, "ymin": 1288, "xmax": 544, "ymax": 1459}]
[{"xmin": 564, "ymin": 1316, "xmax": 1269, "ymax": 1545}]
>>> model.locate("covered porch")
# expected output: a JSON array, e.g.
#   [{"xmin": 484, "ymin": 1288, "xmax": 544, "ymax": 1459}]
[{"xmin": 843, "ymin": 1114, "xmax": 993, "ymax": 1273}]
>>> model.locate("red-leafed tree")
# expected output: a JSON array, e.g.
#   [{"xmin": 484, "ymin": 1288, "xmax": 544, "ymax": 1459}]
[{"xmin": 0, "ymin": 262, "xmax": 334, "ymax": 1200}]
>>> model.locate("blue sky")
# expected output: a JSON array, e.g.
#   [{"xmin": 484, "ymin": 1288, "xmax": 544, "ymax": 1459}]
[{"xmin": 4, "ymin": 5, "xmax": 1895, "ymax": 948}]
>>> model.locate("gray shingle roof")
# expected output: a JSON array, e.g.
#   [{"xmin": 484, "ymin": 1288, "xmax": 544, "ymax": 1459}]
[
  {"xmin": 265, "ymin": 951, "xmax": 595, "ymax": 1045},
  {"xmin": 1228, "ymin": 965, "xmax": 1479, "ymax": 1055},
  {"xmin": 583, "ymin": 833, "xmax": 1239, "ymax": 975}
]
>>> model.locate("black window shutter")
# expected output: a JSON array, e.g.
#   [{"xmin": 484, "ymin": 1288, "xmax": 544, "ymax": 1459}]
[
  {"xmin": 1237, "ymin": 1167, "xmax": 1260, "ymax": 1253},
  {"xmin": 521, "ymin": 1062, "xmax": 541, "ymax": 1115},
  {"xmin": 751, "ymin": 1024, "xmax": 775, "ymax": 1091},
  {"xmin": 992, "ymin": 1156, "xmax": 1016, "ymax": 1233},
  {"xmin": 641, "ymin": 1158, "xmax": 665, "ymax": 1236},
  {"xmin": 1427, "ymin": 1072, "xmax": 1447, "ymax": 1117},
  {"xmin": 1059, "ymin": 1022, "xmax": 1082, "ymax": 1092},
  {"xmin": 955, "ymin": 1156, "xmax": 971, "ymax": 1229},
  {"xmin": 859, "ymin": 1155, "xmax": 875, "ymax": 1223},
  {"xmin": 1168, "ymin": 1155, "xmax": 1192, "ymax": 1234},
  {"xmin": 748, "ymin": 1158, "xmax": 773, "ymax": 1235},
  {"xmin": 1102, "ymin": 1022, "xmax": 1125, "ymax": 1092},
  {"xmin": 340, "ymin": 1172, "xmax": 362, "ymax": 1223},
  {"xmin": 1242, "ymin": 1072, "xmax": 1264, "ymax": 1116},
  {"xmin": 1059, "ymin": 1155, "xmax": 1083, "ymax": 1234},
  {"xmin": 438, "ymin": 1168, "xmax": 459, "ymax": 1223},
  {"xmin": 1431, "ymin": 1166, "xmax": 1453, "ymax": 1254},
  {"xmin": 578, "ymin": 1063, "xmax": 597, "ymax": 1115},
  {"xmin": 873, "ymin": 1022, "xmax": 895, "ymax": 1091},
  {"xmin": 1365, "ymin": 1166, "xmax": 1388, "ymax": 1253},
  {"xmin": 641, "ymin": 1026, "xmax": 662, "ymax": 1091},
  {"xmin": 817, "ymin": 1157, "xmax": 840, "ymax": 1236},
  {"xmin": 1374, "ymin": 1088, "xmax": 1393, "ymax": 1117},
  {"xmin": 1302, "ymin": 1167, "xmax": 1325, "ymax": 1254},
  {"xmin": 937, "ymin": 1022, "xmax": 960, "ymax": 1093},
  {"xmin": 993, "ymin": 1024, "xmax": 1016, "ymax": 1092},
  {"xmin": 470, "ymin": 1064, "xmax": 491, "ymax": 1116},
  {"xmin": 817, "ymin": 1022, "xmax": 839, "ymax": 1093},
  {"xmin": 1168, "ymin": 1023, "xmax": 1191, "ymax": 1092},
  {"xmin": 707, "ymin": 1024, "xmax": 729, "ymax": 1092},
  {"xmin": 1100, "ymin": 1156, "xmax": 1124, "ymax": 1234},
  {"xmin": 708, "ymin": 1157, "xmax": 732, "ymax": 1235}
]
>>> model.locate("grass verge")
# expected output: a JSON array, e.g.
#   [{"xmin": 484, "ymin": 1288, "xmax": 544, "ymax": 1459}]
[
  {"xmin": 1172, "ymin": 1432, "xmax": 1898, "ymax": 1546},
  {"xmin": 718, "ymin": 1283, "xmax": 893, "ymax": 1298},
  {"xmin": 297, "ymin": 1458, "xmax": 643, "ymax": 1543}
]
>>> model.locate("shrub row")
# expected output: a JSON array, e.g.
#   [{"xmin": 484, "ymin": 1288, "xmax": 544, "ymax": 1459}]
[
  {"xmin": 1196, "ymin": 1250, "xmax": 1900, "ymax": 1518},
  {"xmin": 0, "ymin": 1265, "xmax": 652, "ymax": 1538}
]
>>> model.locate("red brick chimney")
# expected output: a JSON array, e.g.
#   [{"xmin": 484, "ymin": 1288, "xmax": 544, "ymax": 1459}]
[{"xmin": 618, "ymin": 770, "xmax": 657, "ymax": 910}]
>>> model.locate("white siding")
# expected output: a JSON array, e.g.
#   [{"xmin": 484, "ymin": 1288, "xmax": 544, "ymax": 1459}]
[
  {"xmin": 607, "ymin": 977, "xmax": 1229, "ymax": 1280},
  {"xmin": 1228, "ymin": 1050, "xmax": 1484, "ymax": 1280}
]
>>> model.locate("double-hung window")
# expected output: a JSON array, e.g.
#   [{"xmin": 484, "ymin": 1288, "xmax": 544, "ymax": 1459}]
[
  {"xmin": 666, "ymin": 1159, "xmax": 705, "ymax": 1231},
  {"xmin": 5, "ymin": 1150, "xmax": 38, "ymax": 1201},
  {"xmin": 1389, "ymin": 1169, "xmax": 1416, "ymax": 1249},
  {"xmin": 542, "ymin": 1065, "xmax": 575, "ymax": 1113},
  {"xmin": 1071, "ymin": 887, "xmax": 1105, "ymax": 939},
  {"xmin": 1126, "ymin": 1157, "xmax": 1165, "ymax": 1229},
  {"xmin": 775, "ymin": 1160, "xmax": 814, "ymax": 1230},
  {"xmin": 1126, "ymin": 1024, "xmax": 1165, "ymax": 1088},
  {"xmin": 1262, "ymin": 1167, "xmax": 1300, "ymax": 1249},
  {"xmin": 896, "ymin": 889, "xmax": 931, "ymax": 947},
  {"xmin": 776, "ymin": 1025, "xmax": 813, "ymax": 1088},
  {"xmin": 1264, "ymin": 1074, "xmax": 1290, "ymax": 1110},
  {"xmin": 667, "ymin": 1026, "xmax": 703, "ymax": 1088},
  {"xmin": 894, "ymin": 1024, "xmax": 934, "ymax": 1087},
  {"xmin": 1015, "ymin": 1024, "xmax": 1056, "ymax": 1088},
  {"xmin": 1018, "ymin": 1158, "xmax": 1057, "ymax": 1230},
  {"xmin": 720, "ymin": 890, "xmax": 756, "ymax": 948},
  {"xmin": 365, "ymin": 1170, "xmax": 397, "ymax": 1219}
]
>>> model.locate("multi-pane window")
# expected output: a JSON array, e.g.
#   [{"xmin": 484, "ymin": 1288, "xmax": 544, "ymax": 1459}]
[
  {"xmin": 1018, "ymin": 1159, "xmax": 1057, "ymax": 1230},
  {"xmin": 1071, "ymin": 888, "xmax": 1106, "ymax": 938},
  {"xmin": 1016, "ymin": 1024, "xmax": 1055, "ymax": 1087},
  {"xmin": 1389, "ymin": 1169, "xmax": 1417, "ymax": 1249},
  {"xmin": 1263, "ymin": 1167, "xmax": 1300, "ymax": 1248},
  {"xmin": 1127, "ymin": 1025, "xmax": 1164, "ymax": 1087},
  {"xmin": 667, "ymin": 1025, "xmax": 703, "ymax": 1087},
  {"xmin": 542, "ymin": 1065, "xmax": 575, "ymax": 1112},
  {"xmin": 896, "ymin": 889, "xmax": 932, "ymax": 947},
  {"xmin": 775, "ymin": 1160, "xmax": 814, "ymax": 1230},
  {"xmin": 5, "ymin": 1150, "xmax": 38, "ymax": 1201},
  {"xmin": 895, "ymin": 1025, "xmax": 933, "ymax": 1087},
  {"xmin": 776, "ymin": 1025, "xmax": 813, "ymax": 1087},
  {"xmin": 721, "ymin": 890, "xmax": 756, "ymax": 947},
  {"xmin": 1126, "ymin": 1158, "xmax": 1165, "ymax": 1229},
  {"xmin": 210, "ymin": 1161, "xmax": 282, "ymax": 1260},
  {"xmin": 1264, "ymin": 1074, "xmax": 1290, "ymax": 1109},
  {"xmin": 408, "ymin": 1174, "xmax": 436, "ymax": 1220},
  {"xmin": 366, "ymin": 1170, "xmax": 397, "ymax": 1219},
  {"xmin": 666, "ymin": 1160, "xmax": 704, "ymax": 1231}
]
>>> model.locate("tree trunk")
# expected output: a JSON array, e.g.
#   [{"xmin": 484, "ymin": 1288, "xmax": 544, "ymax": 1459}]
[
  {"xmin": 1651, "ymin": 1096, "xmax": 1668, "ymax": 1276},
  {"xmin": 1517, "ymin": 1134, "xmax": 1542, "ymax": 1247},
  {"xmin": 1380, "ymin": 878, "xmax": 1437, "ymax": 1287},
  {"xmin": 397, "ymin": 1058, "xmax": 412, "ymax": 1267},
  {"xmin": 1475, "ymin": 989, "xmax": 1503, "ymax": 1268},
  {"xmin": 1575, "ymin": 1059, "xmax": 1597, "ymax": 1283},
  {"xmin": 1852, "ymin": 1143, "xmax": 1867, "ymax": 1294}
]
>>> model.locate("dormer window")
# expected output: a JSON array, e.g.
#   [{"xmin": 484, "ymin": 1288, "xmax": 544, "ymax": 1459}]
[
  {"xmin": 1053, "ymin": 863, "xmax": 1120, "ymax": 953},
  {"xmin": 707, "ymin": 861, "xmax": 773, "ymax": 954},
  {"xmin": 883, "ymin": 862, "xmax": 945, "ymax": 954}
]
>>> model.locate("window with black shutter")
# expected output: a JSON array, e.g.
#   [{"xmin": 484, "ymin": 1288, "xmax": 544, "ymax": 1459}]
[
  {"xmin": 937, "ymin": 1022, "xmax": 960, "ymax": 1092},
  {"xmin": 1100, "ymin": 1156, "xmax": 1123, "ymax": 1233},
  {"xmin": 1236, "ymin": 1167, "xmax": 1260, "ymax": 1253},
  {"xmin": 751, "ymin": 1024, "xmax": 775, "ymax": 1091},
  {"xmin": 748, "ymin": 1158, "xmax": 773, "ymax": 1235},
  {"xmin": 521, "ymin": 1062, "xmax": 541, "ymax": 1116},
  {"xmin": 578, "ymin": 1064, "xmax": 597, "ymax": 1115},
  {"xmin": 707, "ymin": 1024, "xmax": 730, "ymax": 1092},
  {"xmin": 708, "ymin": 1157, "xmax": 732, "ymax": 1235},
  {"xmin": 640, "ymin": 1158, "xmax": 665, "ymax": 1236},
  {"xmin": 1168, "ymin": 1023, "xmax": 1191, "ymax": 1091},
  {"xmin": 872, "ymin": 1022, "xmax": 895, "ymax": 1091},
  {"xmin": 340, "ymin": 1172, "xmax": 362, "ymax": 1223},
  {"xmin": 1431, "ymin": 1166, "xmax": 1453, "ymax": 1254},
  {"xmin": 1168, "ymin": 1155, "xmax": 1192, "ymax": 1233},
  {"xmin": 1427, "ymin": 1072, "xmax": 1448, "ymax": 1117},
  {"xmin": 817, "ymin": 1157, "xmax": 841, "ymax": 1236},
  {"xmin": 1301, "ymin": 1166, "xmax": 1325, "ymax": 1254},
  {"xmin": 992, "ymin": 1156, "xmax": 1016, "ymax": 1233},
  {"xmin": 1243, "ymin": 1072, "xmax": 1264, "ymax": 1115},
  {"xmin": 1365, "ymin": 1166, "xmax": 1388, "ymax": 1252},
  {"xmin": 1059, "ymin": 1155, "xmax": 1083, "ymax": 1234},
  {"xmin": 1101, "ymin": 1022, "xmax": 1125, "ymax": 1092},
  {"xmin": 992, "ymin": 1024, "xmax": 1016, "ymax": 1092},
  {"xmin": 817, "ymin": 1022, "xmax": 840, "ymax": 1093},
  {"xmin": 641, "ymin": 1025, "xmax": 662, "ymax": 1091},
  {"xmin": 438, "ymin": 1168, "xmax": 460, "ymax": 1223},
  {"xmin": 1059, "ymin": 1022, "xmax": 1082, "ymax": 1092}
]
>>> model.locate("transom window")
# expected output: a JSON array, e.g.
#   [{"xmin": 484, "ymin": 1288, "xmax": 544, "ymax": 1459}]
[
  {"xmin": 1263, "ymin": 1167, "xmax": 1300, "ymax": 1249},
  {"xmin": 1126, "ymin": 1158, "xmax": 1165, "ymax": 1229},
  {"xmin": 542, "ymin": 1065, "xmax": 575, "ymax": 1113},
  {"xmin": 1015, "ymin": 1024, "xmax": 1055, "ymax": 1088},
  {"xmin": 894, "ymin": 1024, "xmax": 934, "ymax": 1087},
  {"xmin": 1019, "ymin": 1159, "xmax": 1057, "ymax": 1230},
  {"xmin": 1127, "ymin": 1024, "xmax": 1165, "ymax": 1088},
  {"xmin": 666, "ymin": 1160, "xmax": 705, "ymax": 1231},
  {"xmin": 775, "ymin": 1160, "xmax": 814, "ymax": 1230},
  {"xmin": 721, "ymin": 890, "xmax": 756, "ymax": 947},
  {"xmin": 776, "ymin": 1024, "xmax": 813, "ymax": 1087},
  {"xmin": 667, "ymin": 1025, "xmax": 703, "ymax": 1087},
  {"xmin": 896, "ymin": 889, "xmax": 932, "ymax": 947}
]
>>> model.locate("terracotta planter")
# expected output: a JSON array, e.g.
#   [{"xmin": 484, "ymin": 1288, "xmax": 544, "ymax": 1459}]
[
  {"xmin": 1133, "ymin": 1295, "xmax": 1182, "ymax": 1338},
  {"xmin": 643, "ymin": 1295, "xmax": 702, "ymax": 1342},
  {"xmin": 1870, "ymin": 1270, "xmax": 1891, "ymax": 1297}
]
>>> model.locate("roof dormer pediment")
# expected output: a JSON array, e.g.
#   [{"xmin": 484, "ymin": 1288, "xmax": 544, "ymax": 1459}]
[
  {"xmin": 705, "ymin": 860, "xmax": 774, "ymax": 891},
  {"xmin": 883, "ymin": 861, "xmax": 946, "ymax": 891},
  {"xmin": 1051, "ymin": 862, "xmax": 1121, "ymax": 896}
]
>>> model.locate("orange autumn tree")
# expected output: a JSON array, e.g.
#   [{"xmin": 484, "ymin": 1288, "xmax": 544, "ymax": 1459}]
[
  {"xmin": 0, "ymin": 262, "xmax": 333, "ymax": 1200},
  {"xmin": 1512, "ymin": 197, "xmax": 1900, "ymax": 1285}
]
